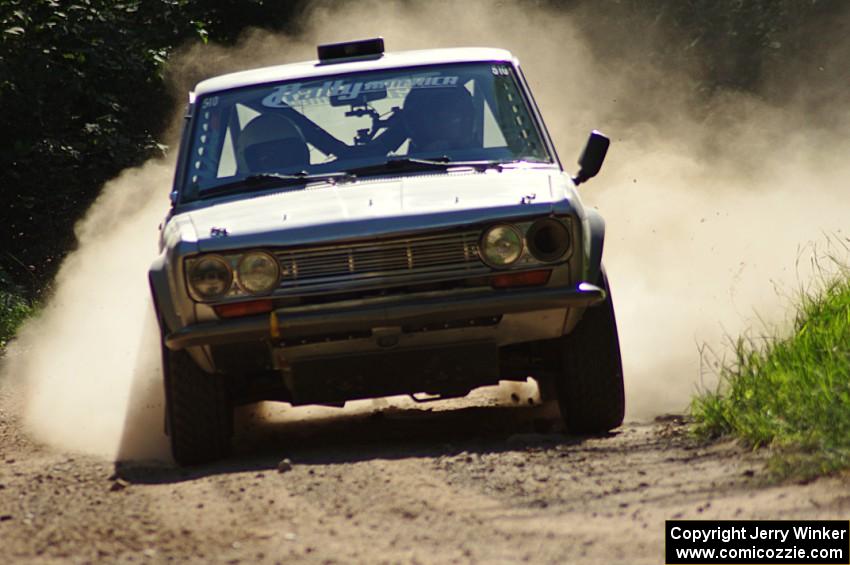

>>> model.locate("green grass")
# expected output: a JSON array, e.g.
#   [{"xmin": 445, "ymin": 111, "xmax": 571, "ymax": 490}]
[
  {"xmin": 0, "ymin": 289, "xmax": 33, "ymax": 349},
  {"xmin": 692, "ymin": 273, "xmax": 850, "ymax": 478}
]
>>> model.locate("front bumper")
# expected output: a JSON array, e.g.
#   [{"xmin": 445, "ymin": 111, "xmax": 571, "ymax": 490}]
[{"xmin": 164, "ymin": 282, "xmax": 605, "ymax": 351}]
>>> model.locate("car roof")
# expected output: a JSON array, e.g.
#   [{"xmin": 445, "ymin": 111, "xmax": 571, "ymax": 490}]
[{"xmin": 193, "ymin": 47, "xmax": 517, "ymax": 98}]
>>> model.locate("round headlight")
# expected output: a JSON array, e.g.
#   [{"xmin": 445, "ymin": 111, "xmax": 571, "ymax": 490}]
[
  {"xmin": 237, "ymin": 251, "xmax": 280, "ymax": 294},
  {"xmin": 188, "ymin": 255, "xmax": 232, "ymax": 300},
  {"xmin": 480, "ymin": 224, "xmax": 523, "ymax": 267},
  {"xmin": 526, "ymin": 218, "xmax": 571, "ymax": 262}
]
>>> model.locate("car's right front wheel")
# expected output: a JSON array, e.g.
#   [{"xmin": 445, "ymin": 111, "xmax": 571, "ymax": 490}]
[
  {"xmin": 163, "ymin": 345, "xmax": 233, "ymax": 466},
  {"xmin": 549, "ymin": 270, "xmax": 625, "ymax": 434}
]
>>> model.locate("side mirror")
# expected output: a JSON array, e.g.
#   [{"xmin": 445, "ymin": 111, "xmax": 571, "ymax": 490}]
[{"xmin": 573, "ymin": 130, "xmax": 610, "ymax": 186}]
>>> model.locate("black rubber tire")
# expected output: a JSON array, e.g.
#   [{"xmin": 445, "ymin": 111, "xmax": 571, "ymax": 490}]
[
  {"xmin": 164, "ymin": 347, "xmax": 233, "ymax": 466},
  {"xmin": 555, "ymin": 269, "xmax": 625, "ymax": 434}
]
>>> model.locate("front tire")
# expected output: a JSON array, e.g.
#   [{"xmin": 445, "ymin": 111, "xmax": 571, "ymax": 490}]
[
  {"xmin": 554, "ymin": 270, "xmax": 625, "ymax": 433},
  {"xmin": 163, "ymin": 347, "xmax": 233, "ymax": 465}
]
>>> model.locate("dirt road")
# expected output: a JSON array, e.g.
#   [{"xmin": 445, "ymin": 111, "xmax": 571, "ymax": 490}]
[{"xmin": 1, "ymin": 385, "xmax": 849, "ymax": 565}]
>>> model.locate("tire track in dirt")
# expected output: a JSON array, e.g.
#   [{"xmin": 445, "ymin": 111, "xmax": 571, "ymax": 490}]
[{"xmin": 3, "ymin": 387, "xmax": 850, "ymax": 564}]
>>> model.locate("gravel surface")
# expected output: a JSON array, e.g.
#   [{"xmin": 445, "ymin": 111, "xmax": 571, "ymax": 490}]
[{"xmin": 1, "ymin": 386, "xmax": 849, "ymax": 564}]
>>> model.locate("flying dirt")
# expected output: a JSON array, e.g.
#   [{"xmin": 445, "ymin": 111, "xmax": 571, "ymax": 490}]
[{"xmin": 1, "ymin": 0, "xmax": 850, "ymax": 562}]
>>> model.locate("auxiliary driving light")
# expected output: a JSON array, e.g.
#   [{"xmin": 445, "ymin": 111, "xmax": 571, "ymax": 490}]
[{"xmin": 480, "ymin": 224, "xmax": 523, "ymax": 267}]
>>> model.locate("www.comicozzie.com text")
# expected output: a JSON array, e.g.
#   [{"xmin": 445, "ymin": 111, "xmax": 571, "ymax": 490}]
[{"xmin": 670, "ymin": 524, "xmax": 847, "ymax": 544}]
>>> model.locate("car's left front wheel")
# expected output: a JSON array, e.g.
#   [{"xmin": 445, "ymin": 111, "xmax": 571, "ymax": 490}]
[{"xmin": 163, "ymin": 346, "xmax": 233, "ymax": 466}]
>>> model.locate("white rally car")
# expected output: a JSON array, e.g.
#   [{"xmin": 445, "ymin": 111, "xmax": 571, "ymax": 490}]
[{"xmin": 149, "ymin": 38, "xmax": 624, "ymax": 465}]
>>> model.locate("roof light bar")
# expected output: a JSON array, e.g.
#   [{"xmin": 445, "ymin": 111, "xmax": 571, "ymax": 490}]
[{"xmin": 317, "ymin": 38, "xmax": 385, "ymax": 62}]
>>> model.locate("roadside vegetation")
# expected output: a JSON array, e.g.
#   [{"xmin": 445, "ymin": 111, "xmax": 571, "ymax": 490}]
[
  {"xmin": 692, "ymin": 262, "xmax": 850, "ymax": 478},
  {"xmin": 0, "ymin": 293, "xmax": 31, "ymax": 349},
  {"xmin": 0, "ymin": 266, "xmax": 32, "ymax": 348}
]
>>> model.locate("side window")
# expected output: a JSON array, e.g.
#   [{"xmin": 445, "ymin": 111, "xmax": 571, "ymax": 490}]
[
  {"xmin": 464, "ymin": 76, "xmax": 507, "ymax": 149},
  {"xmin": 491, "ymin": 74, "xmax": 545, "ymax": 158},
  {"xmin": 189, "ymin": 101, "xmax": 227, "ymax": 187},
  {"xmin": 217, "ymin": 129, "xmax": 236, "ymax": 177},
  {"xmin": 216, "ymin": 104, "xmax": 260, "ymax": 178},
  {"xmin": 482, "ymin": 99, "xmax": 508, "ymax": 148}
]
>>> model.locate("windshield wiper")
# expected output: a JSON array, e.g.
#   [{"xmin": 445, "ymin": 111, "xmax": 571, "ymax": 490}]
[
  {"xmin": 192, "ymin": 158, "xmax": 554, "ymax": 200},
  {"xmin": 197, "ymin": 171, "xmax": 353, "ymax": 199},
  {"xmin": 341, "ymin": 157, "xmax": 453, "ymax": 176},
  {"xmin": 343, "ymin": 157, "xmax": 549, "ymax": 177}
]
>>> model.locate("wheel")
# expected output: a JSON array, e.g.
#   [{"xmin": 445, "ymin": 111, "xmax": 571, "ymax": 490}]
[
  {"xmin": 163, "ymin": 345, "xmax": 233, "ymax": 465},
  {"xmin": 553, "ymin": 269, "xmax": 625, "ymax": 433}
]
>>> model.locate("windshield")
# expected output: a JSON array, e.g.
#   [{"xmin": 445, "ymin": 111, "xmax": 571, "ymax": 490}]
[{"xmin": 182, "ymin": 62, "xmax": 552, "ymax": 200}]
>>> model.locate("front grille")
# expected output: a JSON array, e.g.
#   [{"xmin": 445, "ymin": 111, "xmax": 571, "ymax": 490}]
[{"xmin": 273, "ymin": 230, "xmax": 488, "ymax": 295}]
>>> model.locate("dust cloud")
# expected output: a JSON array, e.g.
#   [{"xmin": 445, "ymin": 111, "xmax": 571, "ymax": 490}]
[
  {"xmin": 2, "ymin": 0, "xmax": 848, "ymax": 461},
  {"xmin": 1, "ymin": 162, "xmax": 173, "ymax": 460}
]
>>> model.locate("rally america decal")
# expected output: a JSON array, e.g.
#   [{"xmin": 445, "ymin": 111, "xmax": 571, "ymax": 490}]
[{"xmin": 262, "ymin": 73, "xmax": 460, "ymax": 107}]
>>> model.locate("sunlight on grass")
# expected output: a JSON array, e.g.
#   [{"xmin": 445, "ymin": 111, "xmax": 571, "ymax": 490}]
[{"xmin": 692, "ymin": 253, "xmax": 850, "ymax": 478}]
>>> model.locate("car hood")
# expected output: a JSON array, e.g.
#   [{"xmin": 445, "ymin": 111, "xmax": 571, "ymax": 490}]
[{"xmin": 178, "ymin": 168, "xmax": 579, "ymax": 252}]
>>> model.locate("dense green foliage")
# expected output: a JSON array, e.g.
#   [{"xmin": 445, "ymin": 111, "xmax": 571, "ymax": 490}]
[
  {"xmin": 693, "ymin": 273, "xmax": 850, "ymax": 478},
  {"xmin": 2, "ymin": 1, "xmax": 194, "ymax": 301},
  {"xmin": 0, "ymin": 265, "xmax": 31, "ymax": 347},
  {"xmin": 0, "ymin": 292, "xmax": 30, "ymax": 347},
  {"xmin": 0, "ymin": 0, "xmax": 306, "ymax": 298}
]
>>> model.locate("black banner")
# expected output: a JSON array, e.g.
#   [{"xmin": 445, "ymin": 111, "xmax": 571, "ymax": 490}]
[{"xmin": 666, "ymin": 520, "xmax": 849, "ymax": 564}]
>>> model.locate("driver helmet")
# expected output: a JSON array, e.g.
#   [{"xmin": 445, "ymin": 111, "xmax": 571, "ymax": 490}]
[
  {"xmin": 403, "ymin": 86, "xmax": 476, "ymax": 152},
  {"xmin": 236, "ymin": 114, "xmax": 309, "ymax": 174}
]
